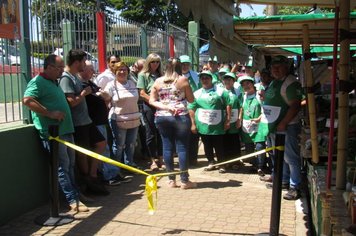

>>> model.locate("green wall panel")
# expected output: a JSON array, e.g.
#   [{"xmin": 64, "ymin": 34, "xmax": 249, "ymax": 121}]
[{"xmin": 0, "ymin": 125, "xmax": 49, "ymax": 225}]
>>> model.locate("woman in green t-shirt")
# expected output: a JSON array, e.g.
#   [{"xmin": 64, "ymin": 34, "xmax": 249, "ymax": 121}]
[
  {"xmin": 188, "ymin": 70, "xmax": 231, "ymax": 173},
  {"xmin": 137, "ymin": 53, "xmax": 164, "ymax": 171}
]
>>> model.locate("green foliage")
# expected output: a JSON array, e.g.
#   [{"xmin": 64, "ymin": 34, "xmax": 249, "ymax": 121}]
[
  {"xmin": 30, "ymin": 0, "xmax": 110, "ymax": 50},
  {"xmin": 31, "ymin": 41, "xmax": 62, "ymax": 54},
  {"xmin": 120, "ymin": 56, "xmax": 139, "ymax": 65},
  {"xmin": 109, "ymin": 0, "xmax": 191, "ymax": 30},
  {"xmin": 276, "ymin": 6, "xmax": 334, "ymax": 15},
  {"xmin": 32, "ymin": 52, "xmax": 49, "ymax": 59},
  {"xmin": 109, "ymin": 0, "xmax": 209, "ymax": 46}
]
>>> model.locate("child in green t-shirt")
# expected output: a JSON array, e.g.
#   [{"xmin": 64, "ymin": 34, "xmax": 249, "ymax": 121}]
[{"xmin": 239, "ymin": 75, "xmax": 267, "ymax": 176}]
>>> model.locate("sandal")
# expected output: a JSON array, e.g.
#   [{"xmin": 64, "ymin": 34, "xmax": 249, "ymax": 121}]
[{"xmin": 150, "ymin": 162, "xmax": 159, "ymax": 171}]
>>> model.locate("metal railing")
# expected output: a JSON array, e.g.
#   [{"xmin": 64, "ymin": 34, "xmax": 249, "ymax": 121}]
[{"xmin": 0, "ymin": 0, "xmax": 192, "ymax": 124}]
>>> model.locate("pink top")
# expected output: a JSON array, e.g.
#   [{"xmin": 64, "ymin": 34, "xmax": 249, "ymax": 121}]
[{"xmin": 155, "ymin": 79, "xmax": 188, "ymax": 117}]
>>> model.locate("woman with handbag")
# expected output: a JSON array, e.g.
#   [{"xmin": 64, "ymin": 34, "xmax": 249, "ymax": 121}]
[{"xmin": 102, "ymin": 61, "xmax": 141, "ymax": 169}]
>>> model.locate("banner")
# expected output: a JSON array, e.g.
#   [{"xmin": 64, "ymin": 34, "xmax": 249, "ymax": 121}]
[{"xmin": 0, "ymin": 0, "xmax": 20, "ymax": 39}]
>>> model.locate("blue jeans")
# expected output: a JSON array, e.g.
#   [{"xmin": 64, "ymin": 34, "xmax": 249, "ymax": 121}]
[
  {"xmin": 155, "ymin": 115, "xmax": 191, "ymax": 183},
  {"xmin": 96, "ymin": 125, "xmax": 119, "ymax": 181},
  {"xmin": 42, "ymin": 134, "xmax": 78, "ymax": 205},
  {"xmin": 109, "ymin": 119, "xmax": 139, "ymax": 167},
  {"xmin": 283, "ymin": 123, "xmax": 301, "ymax": 189}
]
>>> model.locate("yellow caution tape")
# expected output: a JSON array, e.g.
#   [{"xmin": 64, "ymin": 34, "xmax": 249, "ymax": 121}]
[
  {"xmin": 210, "ymin": 145, "xmax": 284, "ymax": 168},
  {"xmin": 49, "ymin": 136, "xmax": 283, "ymax": 213},
  {"xmin": 49, "ymin": 136, "xmax": 185, "ymax": 214}
]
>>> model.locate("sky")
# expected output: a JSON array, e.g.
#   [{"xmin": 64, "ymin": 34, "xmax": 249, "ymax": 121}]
[{"xmin": 239, "ymin": 4, "xmax": 266, "ymax": 17}]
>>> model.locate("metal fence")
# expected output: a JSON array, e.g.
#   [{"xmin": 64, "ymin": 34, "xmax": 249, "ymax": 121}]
[{"xmin": 0, "ymin": 0, "xmax": 192, "ymax": 124}]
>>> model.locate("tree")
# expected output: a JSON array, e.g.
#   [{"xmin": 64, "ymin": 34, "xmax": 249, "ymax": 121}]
[
  {"xmin": 265, "ymin": 6, "xmax": 334, "ymax": 15},
  {"xmin": 109, "ymin": 0, "xmax": 209, "ymax": 47},
  {"xmin": 109, "ymin": 0, "xmax": 191, "ymax": 30},
  {"xmin": 31, "ymin": 0, "xmax": 114, "ymax": 51}
]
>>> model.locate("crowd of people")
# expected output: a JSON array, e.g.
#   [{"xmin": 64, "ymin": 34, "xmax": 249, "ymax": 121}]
[{"xmin": 23, "ymin": 49, "xmax": 303, "ymax": 214}]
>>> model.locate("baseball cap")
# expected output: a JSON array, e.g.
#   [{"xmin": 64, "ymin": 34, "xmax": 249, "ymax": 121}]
[
  {"xmin": 208, "ymin": 56, "xmax": 218, "ymax": 63},
  {"xmin": 199, "ymin": 70, "xmax": 213, "ymax": 78},
  {"xmin": 222, "ymin": 72, "xmax": 236, "ymax": 80},
  {"xmin": 179, "ymin": 55, "xmax": 191, "ymax": 64},
  {"xmin": 238, "ymin": 75, "xmax": 255, "ymax": 84},
  {"xmin": 271, "ymin": 55, "xmax": 289, "ymax": 65},
  {"xmin": 218, "ymin": 67, "xmax": 230, "ymax": 74}
]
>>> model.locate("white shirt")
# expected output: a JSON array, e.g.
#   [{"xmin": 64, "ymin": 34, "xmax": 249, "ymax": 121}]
[{"xmin": 94, "ymin": 69, "xmax": 116, "ymax": 89}]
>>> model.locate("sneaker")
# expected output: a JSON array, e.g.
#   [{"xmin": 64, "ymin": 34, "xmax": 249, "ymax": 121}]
[
  {"xmin": 204, "ymin": 162, "xmax": 216, "ymax": 171},
  {"xmin": 180, "ymin": 181, "xmax": 197, "ymax": 189},
  {"xmin": 70, "ymin": 201, "xmax": 89, "ymax": 212},
  {"xmin": 115, "ymin": 174, "xmax": 133, "ymax": 183},
  {"xmin": 168, "ymin": 180, "xmax": 178, "ymax": 188},
  {"xmin": 219, "ymin": 167, "xmax": 226, "ymax": 174},
  {"xmin": 150, "ymin": 162, "xmax": 159, "ymax": 171},
  {"xmin": 105, "ymin": 178, "xmax": 121, "ymax": 186},
  {"xmin": 259, "ymin": 175, "xmax": 273, "ymax": 182},
  {"xmin": 257, "ymin": 169, "xmax": 265, "ymax": 177},
  {"xmin": 283, "ymin": 188, "xmax": 301, "ymax": 200}
]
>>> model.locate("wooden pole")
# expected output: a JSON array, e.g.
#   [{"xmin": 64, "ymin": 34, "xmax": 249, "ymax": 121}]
[
  {"xmin": 336, "ymin": 0, "xmax": 350, "ymax": 190},
  {"xmin": 302, "ymin": 24, "xmax": 319, "ymax": 164},
  {"xmin": 327, "ymin": 5, "xmax": 339, "ymax": 190}
]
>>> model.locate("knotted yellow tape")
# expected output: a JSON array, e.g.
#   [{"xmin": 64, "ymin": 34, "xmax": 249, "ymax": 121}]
[{"xmin": 49, "ymin": 136, "xmax": 184, "ymax": 214}]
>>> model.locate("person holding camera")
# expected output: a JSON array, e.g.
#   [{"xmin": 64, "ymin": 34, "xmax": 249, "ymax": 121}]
[{"xmin": 78, "ymin": 61, "xmax": 132, "ymax": 186}]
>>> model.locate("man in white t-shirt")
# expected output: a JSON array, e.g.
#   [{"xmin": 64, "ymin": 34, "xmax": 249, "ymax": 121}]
[{"xmin": 94, "ymin": 55, "xmax": 120, "ymax": 89}]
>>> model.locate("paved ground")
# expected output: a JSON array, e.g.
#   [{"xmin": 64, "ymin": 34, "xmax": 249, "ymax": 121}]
[{"xmin": 0, "ymin": 155, "xmax": 311, "ymax": 236}]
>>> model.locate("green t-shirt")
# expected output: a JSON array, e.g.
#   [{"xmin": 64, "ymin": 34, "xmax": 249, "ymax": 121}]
[
  {"xmin": 59, "ymin": 72, "xmax": 92, "ymax": 127},
  {"xmin": 24, "ymin": 74, "xmax": 74, "ymax": 139},
  {"xmin": 261, "ymin": 75, "xmax": 302, "ymax": 134},
  {"xmin": 188, "ymin": 85, "xmax": 230, "ymax": 135},
  {"xmin": 240, "ymin": 93, "xmax": 266, "ymax": 143},
  {"xmin": 137, "ymin": 72, "xmax": 159, "ymax": 94},
  {"xmin": 225, "ymin": 88, "xmax": 241, "ymax": 134}
]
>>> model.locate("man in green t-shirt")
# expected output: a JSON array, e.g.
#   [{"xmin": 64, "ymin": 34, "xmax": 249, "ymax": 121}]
[
  {"xmin": 23, "ymin": 55, "xmax": 88, "ymax": 212},
  {"xmin": 208, "ymin": 56, "xmax": 220, "ymax": 85},
  {"xmin": 261, "ymin": 55, "xmax": 302, "ymax": 201}
]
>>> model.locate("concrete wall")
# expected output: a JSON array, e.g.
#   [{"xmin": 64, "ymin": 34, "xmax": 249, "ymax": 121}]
[{"xmin": 0, "ymin": 125, "xmax": 49, "ymax": 225}]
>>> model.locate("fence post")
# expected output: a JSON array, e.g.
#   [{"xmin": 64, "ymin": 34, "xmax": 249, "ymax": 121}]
[
  {"xmin": 188, "ymin": 21, "xmax": 199, "ymax": 71},
  {"xmin": 269, "ymin": 132, "xmax": 286, "ymax": 236},
  {"xmin": 62, "ymin": 21, "xmax": 75, "ymax": 60},
  {"xmin": 96, "ymin": 11, "xmax": 107, "ymax": 73},
  {"xmin": 19, "ymin": 0, "xmax": 32, "ymax": 123},
  {"xmin": 140, "ymin": 25, "xmax": 148, "ymax": 59},
  {"xmin": 34, "ymin": 125, "xmax": 73, "ymax": 226}
]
